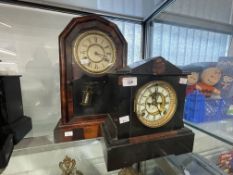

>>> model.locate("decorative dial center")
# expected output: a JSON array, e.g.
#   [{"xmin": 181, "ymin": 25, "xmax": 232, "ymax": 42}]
[
  {"xmin": 87, "ymin": 44, "xmax": 105, "ymax": 63},
  {"xmin": 145, "ymin": 93, "xmax": 165, "ymax": 115}
]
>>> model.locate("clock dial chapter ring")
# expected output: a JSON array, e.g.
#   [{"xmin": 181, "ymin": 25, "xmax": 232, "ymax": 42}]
[
  {"xmin": 134, "ymin": 81, "xmax": 177, "ymax": 128},
  {"xmin": 73, "ymin": 30, "xmax": 116, "ymax": 74}
]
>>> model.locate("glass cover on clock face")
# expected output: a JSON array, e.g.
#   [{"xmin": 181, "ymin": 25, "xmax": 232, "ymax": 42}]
[
  {"xmin": 73, "ymin": 30, "xmax": 116, "ymax": 74},
  {"xmin": 134, "ymin": 81, "xmax": 177, "ymax": 128}
]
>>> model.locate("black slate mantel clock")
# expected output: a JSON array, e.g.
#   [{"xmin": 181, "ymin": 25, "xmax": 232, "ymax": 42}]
[{"xmin": 102, "ymin": 57, "xmax": 194, "ymax": 171}]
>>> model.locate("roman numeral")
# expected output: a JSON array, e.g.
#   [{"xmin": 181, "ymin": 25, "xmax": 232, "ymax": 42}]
[
  {"xmin": 88, "ymin": 38, "xmax": 92, "ymax": 44},
  {"xmin": 87, "ymin": 62, "xmax": 91, "ymax": 67},
  {"xmin": 94, "ymin": 37, "xmax": 97, "ymax": 43},
  {"xmin": 137, "ymin": 103, "xmax": 145, "ymax": 106},
  {"xmin": 104, "ymin": 57, "xmax": 110, "ymax": 62},
  {"xmin": 94, "ymin": 64, "xmax": 99, "ymax": 69},
  {"xmin": 80, "ymin": 51, "xmax": 87, "ymax": 54}
]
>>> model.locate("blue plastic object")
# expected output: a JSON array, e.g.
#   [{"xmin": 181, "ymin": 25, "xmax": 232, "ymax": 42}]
[{"xmin": 184, "ymin": 91, "xmax": 230, "ymax": 123}]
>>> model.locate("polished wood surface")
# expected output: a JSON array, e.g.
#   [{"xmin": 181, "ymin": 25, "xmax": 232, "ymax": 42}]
[
  {"xmin": 59, "ymin": 14, "xmax": 127, "ymax": 123},
  {"xmin": 55, "ymin": 15, "xmax": 127, "ymax": 142},
  {"xmin": 54, "ymin": 116, "xmax": 106, "ymax": 142}
]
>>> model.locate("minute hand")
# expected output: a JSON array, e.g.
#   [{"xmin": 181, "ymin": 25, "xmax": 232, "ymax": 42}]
[{"xmin": 155, "ymin": 105, "xmax": 162, "ymax": 116}]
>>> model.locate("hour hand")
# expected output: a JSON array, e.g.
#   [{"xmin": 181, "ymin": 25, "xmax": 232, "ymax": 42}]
[
  {"xmin": 151, "ymin": 93, "xmax": 156, "ymax": 99},
  {"xmin": 94, "ymin": 51, "xmax": 104, "ymax": 57}
]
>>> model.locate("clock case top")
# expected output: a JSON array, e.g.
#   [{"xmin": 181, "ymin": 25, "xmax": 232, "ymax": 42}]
[
  {"xmin": 59, "ymin": 15, "xmax": 127, "ymax": 124},
  {"xmin": 105, "ymin": 57, "xmax": 189, "ymax": 139}
]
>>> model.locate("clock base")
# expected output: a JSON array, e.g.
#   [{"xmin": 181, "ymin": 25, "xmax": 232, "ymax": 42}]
[
  {"xmin": 0, "ymin": 116, "xmax": 32, "ymax": 144},
  {"xmin": 53, "ymin": 115, "xmax": 106, "ymax": 142},
  {"xmin": 0, "ymin": 133, "xmax": 13, "ymax": 169},
  {"xmin": 101, "ymin": 123, "xmax": 194, "ymax": 171}
]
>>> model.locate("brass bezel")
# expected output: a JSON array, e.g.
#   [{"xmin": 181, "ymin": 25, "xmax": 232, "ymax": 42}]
[
  {"xmin": 73, "ymin": 30, "xmax": 116, "ymax": 75},
  {"xmin": 134, "ymin": 80, "xmax": 177, "ymax": 128}
]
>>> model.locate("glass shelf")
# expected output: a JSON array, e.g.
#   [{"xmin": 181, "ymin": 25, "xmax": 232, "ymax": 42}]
[
  {"xmin": 12, "ymin": 120, "xmax": 103, "ymax": 156},
  {"xmin": 5, "ymin": 137, "xmax": 120, "ymax": 175},
  {"xmin": 13, "ymin": 136, "xmax": 100, "ymax": 155},
  {"xmin": 185, "ymin": 118, "xmax": 233, "ymax": 146},
  {"xmin": 5, "ymin": 121, "xmax": 232, "ymax": 175}
]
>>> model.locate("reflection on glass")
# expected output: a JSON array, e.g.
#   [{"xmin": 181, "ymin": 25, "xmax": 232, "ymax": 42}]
[
  {"xmin": 150, "ymin": 23, "xmax": 231, "ymax": 66},
  {"xmin": 0, "ymin": 48, "xmax": 16, "ymax": 56},
  {"xmin": 0, "ymin": 21, "xmax": 12, "ymax": 28}
]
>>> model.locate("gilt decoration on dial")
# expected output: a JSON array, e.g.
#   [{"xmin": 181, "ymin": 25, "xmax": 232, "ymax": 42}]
[
  {"xmin": 73, "ymin": 30, "xmax": 116, "ymax": 74},
  {"xmin": 134, "ymin": 81, "xmax": 177, "ymax": 128}
]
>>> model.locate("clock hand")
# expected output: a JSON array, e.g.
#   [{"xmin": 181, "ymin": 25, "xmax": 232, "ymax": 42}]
[
  {"xmin": 94, "ymin": 51, "xmax": 106, "ymax": 57},
  {"xmin": 156, "ymin": 94, "xmax": 166, "ymax": 113},
  {"xmin": 151, "ymin": 93, "xmax": 157, "ymax": 100},
  {"xmin": 147, "ymin": 102, "xmax": 152, "ymax": 107},
  {"xmin": 151, "ymin": 94, "xmax": 159, "ymax": 105},
  {"xmin": 155, "ymin": 105, "xmax": 162, "ymax": 116},
  {"xmin": 94, "ymin": 51, "xmax": 102, "ymax": 57},
  {"xmin": 94, "ymin": 52, "xmax": 110, "ymax": 63},
  {"xmin": 152, "ymin": 93, "xmax": 164, "ymax": 107}
]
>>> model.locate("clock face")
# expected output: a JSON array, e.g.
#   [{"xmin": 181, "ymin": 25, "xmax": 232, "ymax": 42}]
[
  {"xmin": 134, "ymin": 81, "xmax": 177, "ymax": 128},
  {"xmin": 73, "ymin": 30, "xmax": 116, "ymax": 74}
]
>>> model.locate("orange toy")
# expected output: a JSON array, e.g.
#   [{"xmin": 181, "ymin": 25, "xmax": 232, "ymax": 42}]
[{"xmin": 196, "ymin": 67, "xmax": 221, "ymax": 97}]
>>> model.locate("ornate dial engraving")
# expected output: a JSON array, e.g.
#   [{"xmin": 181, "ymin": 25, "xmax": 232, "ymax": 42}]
[
  {"xmin": 73, "ymin": 30, "xmax": 116, "ymax": 74},
  {"xmin": 134, "ymin": 81, "xmax": 177, "ymax": 128}
]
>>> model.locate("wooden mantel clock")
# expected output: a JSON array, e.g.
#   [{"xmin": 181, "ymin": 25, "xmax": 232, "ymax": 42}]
[{"xmin": 54, "ymin": 15, "xmax": 127, "ymax": 142}]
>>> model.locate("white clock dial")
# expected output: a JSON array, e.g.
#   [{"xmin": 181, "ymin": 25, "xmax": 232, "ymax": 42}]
[
  {"xmin": 134, "ymin": 81, "xmax": 177, "ymax": 128},
  {"xmin": 73, "ymin": 30, "xmax": 116, "ymax": 74}
]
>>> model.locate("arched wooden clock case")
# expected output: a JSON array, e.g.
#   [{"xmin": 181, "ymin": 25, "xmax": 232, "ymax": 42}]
[{"xmin": 54, "ymin": 15, "xmax": 127, "ymax": 142}]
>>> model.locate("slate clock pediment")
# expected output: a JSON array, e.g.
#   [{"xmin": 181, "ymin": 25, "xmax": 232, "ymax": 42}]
[{"xmin": 117, "ymin": 57, "xmax": 185, "ymax": 76}]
